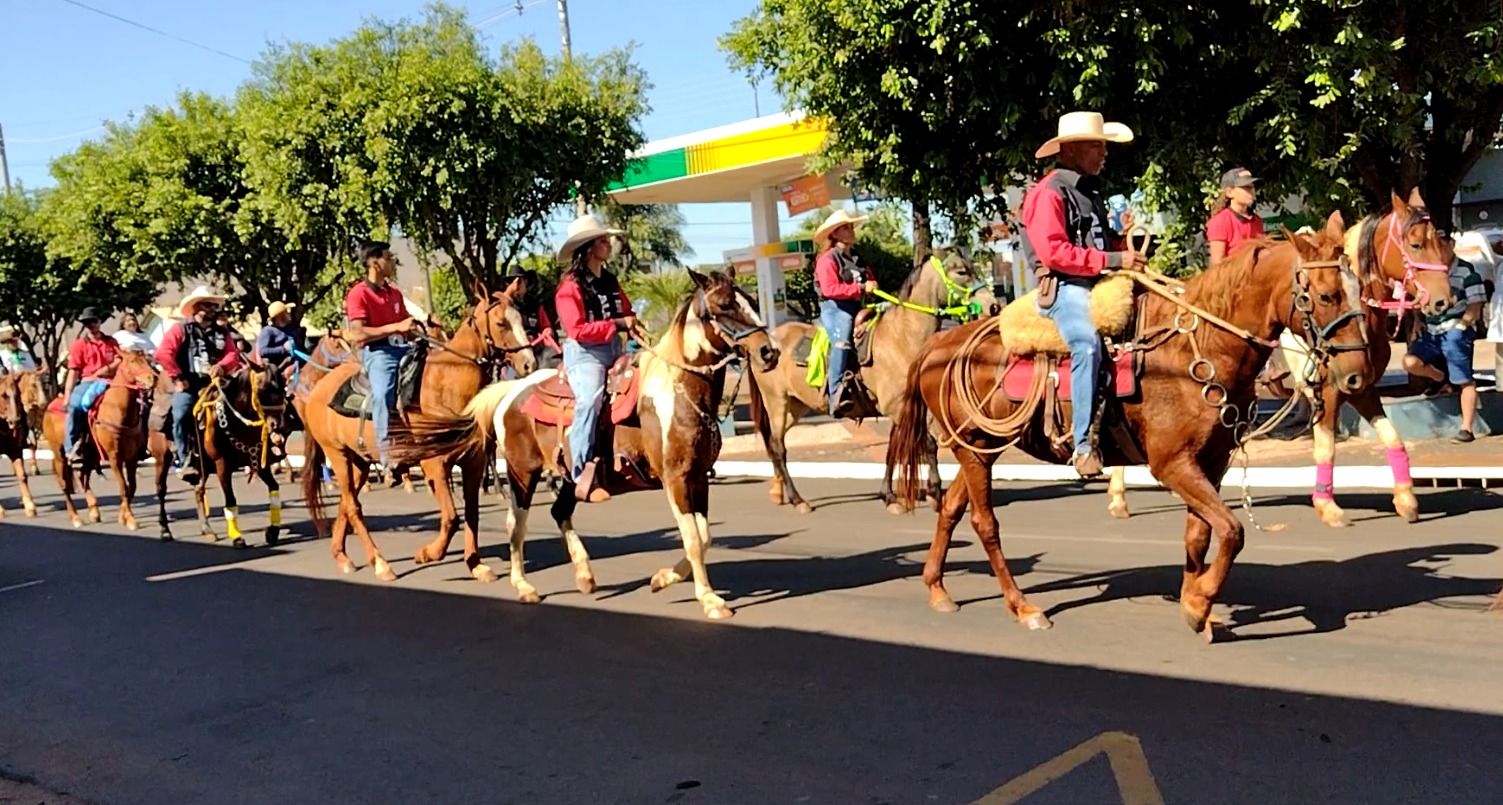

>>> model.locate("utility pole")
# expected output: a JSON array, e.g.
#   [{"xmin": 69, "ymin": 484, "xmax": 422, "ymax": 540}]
[
  {"xmin": 0, "ymin": 124, "xmax": 11, "ymax": 192},
  {"xmin": 557, "ymin": 0, "xmax": 588, "ymax": 217}
]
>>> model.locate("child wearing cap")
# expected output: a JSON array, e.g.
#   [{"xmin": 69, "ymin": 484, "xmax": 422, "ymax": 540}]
[{"xmin": 1207, "ymin": 168, "xmax": 1265, "ymax": 267}]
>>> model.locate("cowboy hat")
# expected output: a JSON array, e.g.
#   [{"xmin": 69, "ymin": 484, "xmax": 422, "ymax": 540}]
[
  {"xmin": 1034, "ymin": 111, "xmax": 1134, "ymax": 159},
  {"xmin": 0, "ymin": 324, "xmax": 16, "ymax": 341},
  {"xmin": 267, "ymin": 300, "xmax": 296, "ymax": 320},
  {"xmin": 813, "ymin": 208, "xmax": 870, "ymax": 248},
  {"xmin": 557, "ymin": 214, "xmax": 625, "ymax": 261},
  {"xmin": 78, "ymin": 307, "xmax": 104, "ymax": 324},
  {"xmin": 177, "ymin": 286, "xmax": 227, "ymax": 318}
]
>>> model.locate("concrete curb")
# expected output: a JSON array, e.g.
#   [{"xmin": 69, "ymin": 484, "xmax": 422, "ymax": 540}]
[{"xmin": 28, "ymin": 449, "xmax": 1499, "ymax": 490}]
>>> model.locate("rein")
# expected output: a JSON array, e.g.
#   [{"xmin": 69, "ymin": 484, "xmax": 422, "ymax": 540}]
[
  {"xmin": 198, "ymin": 371, "xmax": 282, "ymax": 469},
  {"xmin": 868, "ymin": 256, "xmax": 987, "ymax": 321}
]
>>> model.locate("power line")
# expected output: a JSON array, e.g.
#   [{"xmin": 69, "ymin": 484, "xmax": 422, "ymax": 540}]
[
  {"xmin": 8, "ymin": 125, "xmax": 107, "ymax": 144},
  {"xmin": 475, "ymin": 0, "xmax": 549, "ymax": 30},
  {"xmin": 55, "ymin": 0, "xmax": 252, "ymax": 65}
]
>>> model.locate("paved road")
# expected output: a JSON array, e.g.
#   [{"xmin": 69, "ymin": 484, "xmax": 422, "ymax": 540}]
[{"xmin": 2, "ymin": 471, "xmax": 1501, "ymax": 804}]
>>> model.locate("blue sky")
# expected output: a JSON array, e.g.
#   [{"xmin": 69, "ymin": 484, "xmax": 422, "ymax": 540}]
[{"xmin": 1, "ymin": 0, "xmax": 810, "ymax": 262}]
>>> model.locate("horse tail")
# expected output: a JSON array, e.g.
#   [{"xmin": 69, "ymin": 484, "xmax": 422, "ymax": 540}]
[
  {"xmin": 302, "ymin": 435, "xmax": 327, "ymax": 539},
  {"xmin": 389, "ymin": 369, "xmax": 557, "ymax": 466},
  {"xmin": 888, "ymin": 346, "xmax": 934, "ymax": 512},
  {"xmin": 746, "ymin": 366, "xmax": 772, "ymax": 453}
]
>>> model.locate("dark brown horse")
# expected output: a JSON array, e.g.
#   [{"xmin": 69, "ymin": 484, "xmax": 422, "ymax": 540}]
[
  {"xmin": 392, "ymin": 270, "xmax": 781, "ymax": 618},
  {"xmin": 301, "ymin": 291, "xmax": 536, "ymax": 582},
  {"xmin": 889, "ymin": 213, "xmax": 1370, "ymax": 641},
  {"xmin": 1105, "ymin": 191, "xmax": 1455, "ymax": 527},
  {"xmin": 147, "ymin": 364, "xmax": 290, "ymax": 545},
  {"xmin": 41, "ymin": 352, "xmax": 158, "ymax": 528},
  {"xmin": 0, "ymin": 372, "xmax": 41, "ymax": 518}
]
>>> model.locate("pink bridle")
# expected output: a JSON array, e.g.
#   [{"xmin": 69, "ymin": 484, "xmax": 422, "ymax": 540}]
[{"xmin": 1368, "ymin": 210, "xmax": 1449, "ymax": 314}]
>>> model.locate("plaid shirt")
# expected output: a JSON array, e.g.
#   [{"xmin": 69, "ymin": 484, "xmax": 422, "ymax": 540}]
[{"xmin": 1425, "ymin": 259, "xmax": 1487, "ymax": 334}]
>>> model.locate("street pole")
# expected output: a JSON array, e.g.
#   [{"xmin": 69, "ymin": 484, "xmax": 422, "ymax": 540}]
[
  {"xmin": 0, "ymin": 124, "xmax": 11, "ymax": 192},
  {"xmin": 557, "ymin": 0, "xmax": 588, "ymax": 217}
]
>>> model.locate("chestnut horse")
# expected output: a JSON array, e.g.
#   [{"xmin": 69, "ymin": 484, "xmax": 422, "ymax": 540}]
[
  {"xmin": 147, "ymin": 365, "xmax": 290, "ymax": 546},
  {"xmin": 1104, "ymin": 191, "xmax": 1455, "ymax": 527},
  {"xmin": 0, "ymin": 372, "xmax": 41, "ymax": 518},
  {"xmin": 889, "ymin": 214, "xmax": 1370, "ymax": 641},
  {"xmin": 391, "ymin": 270, "xmax": 781, "ymax": 619},
  {"xmin": 746, "ymin": 254, "xmax": 997, "ymax": 514},
  {"xmin": 301, "ymin": 291, "xmax": 536, "ymax": 582},
  {"xmin": 41, "ymin": 351, "xmax": 158, "ymax": 529}
]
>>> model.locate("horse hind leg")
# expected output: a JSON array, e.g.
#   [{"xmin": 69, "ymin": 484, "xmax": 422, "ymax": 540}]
[
  {"xmin": 923, "ymin": 480, "xmax": 970, "ymax": 613},
  {"xmin": 11, "ymin": 457, "xmax": 37, "ymax": 517},
  {"xmin": 1351, "ymin": 392, "xmax": 1418, "ymax": 523},
  {"xmin": 343, "ymin": 460, "xmax": 394, "ymax": 581},
  {"xmin": 1107, "ymin": 466, "xmax": 1131, "ymax": 519},
  {"xmin": 956, "ymin": 449, "xmax": 1049, "ymax": 630}
]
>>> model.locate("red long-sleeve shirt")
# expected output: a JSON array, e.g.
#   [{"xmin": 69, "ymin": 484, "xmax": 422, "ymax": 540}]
[
  {"xmin": 155, "ymin": 320, "xmax": 242, "ymax": 380},
  {"xmin": 814, "ymin": 249, "xmax": 872, "ymax": 300},
  {"xmin": 1020, "ymin": 169, "xmax": 1125, "ymax": 278},
  {"xmin": 555, "ymin": 273, "xmax": 634, "ymax": 346}
]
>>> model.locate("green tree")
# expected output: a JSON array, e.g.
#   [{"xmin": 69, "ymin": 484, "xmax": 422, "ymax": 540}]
[
  {"xmin": 240, "ymin": 3, "xmax": 649, "ymax": 295},
  {"xmin": 597, "ymin": 201, "xmax": 694, "ymax": 271},
  {"xmin": 0, "ymin": 190, "xmax": 154, "ymax": 372}
]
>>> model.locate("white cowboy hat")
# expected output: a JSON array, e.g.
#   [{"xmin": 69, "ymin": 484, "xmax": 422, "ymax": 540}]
[
  {"xmin": 813, "ymin": 208, "xmax": 870, "ymax": 248},
  {"xmin": 0, "ymin": 324, "xmax": 15, "ymax": 341},
  {"xmin": 1034, "ymin": 111, "xmax": 1134, "ymax": 160},
  {"xmin": 267, "ymin": 300, "xmax": 295, "ymax": 320},
  {"xmin": 177, "ymin": 285, "xmax": 227, "ymax": 318},
  {"xmin": 556, "ymin": 214, "xmax": 625, "ymax": 262}
]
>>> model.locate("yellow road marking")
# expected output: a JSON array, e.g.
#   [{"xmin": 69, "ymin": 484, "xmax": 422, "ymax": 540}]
[{"xmin": 972, "ymin": 730, "xmax": 1165, "ymax": 805}]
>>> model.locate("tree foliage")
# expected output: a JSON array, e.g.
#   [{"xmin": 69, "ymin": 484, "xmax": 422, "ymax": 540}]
[{"xmin": 598, "ymin": 201, "xmax": 694, "ymax": 271}]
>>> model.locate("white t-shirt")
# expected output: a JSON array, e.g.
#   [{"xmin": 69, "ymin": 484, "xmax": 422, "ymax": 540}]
[
  {"xmin": 113, "ymin": 329, "xmax": 156, "ymax": 353},
  {"xmin": 0, "ymin": 345, "xmax": 36, "ymax": 373}
]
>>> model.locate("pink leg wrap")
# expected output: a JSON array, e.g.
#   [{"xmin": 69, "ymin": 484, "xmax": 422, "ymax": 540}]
[
  {"xmin": 1386, "ymin": 447, "xmax": 1413, "ymax": 486},
  {"xmin": 1312, "ymin": 462, "xmax": 1335, "ymax": 502}
]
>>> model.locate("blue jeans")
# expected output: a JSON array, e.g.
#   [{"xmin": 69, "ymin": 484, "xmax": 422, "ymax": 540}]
[
  {"xmin": 65, "ymin": 380, "xmax": 108, "ymax": 455},
  {"xmin": 563, "ymin": 339, "xmax": 619, "ymax": 482},
  {"xmin": 362, "ymin": 342, "xmax": 408, "ymax": 466},
  {"xmin": 1039, "ymin": 281, "xmax": 1100, "ymax": 455},
  {"xmin": 171, "ymin": 388, "xmax": 197, "ymax": 467},
  {"xmin": 1409, "ymin": 327, "xmax": 1476, "ymax": 385},
  {"xmin": 820, "ymin": 299, "xmax": 861, "ymax": 415}
]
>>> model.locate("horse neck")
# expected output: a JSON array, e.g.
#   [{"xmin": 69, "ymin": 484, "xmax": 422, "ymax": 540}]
[
  {"xmin": 436, "ymin": 322, "xmax": 487, "ymax": 391},
  {"xmin": 878, "ymin": 262, "xmax": 947, "ymax": 345}
]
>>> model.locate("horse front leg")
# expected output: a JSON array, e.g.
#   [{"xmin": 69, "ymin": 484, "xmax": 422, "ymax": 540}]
[
  {"xmin": 1309, "ymin": 386, "xmax": 1349, "ymax": 528},
  {"xmin": 658, "ymin": 475, "xmax": 729, "ymax": 620},
  {"xmin": 155, "ymin": 447, "xmax": 173, "ymax": 542},
  {"xmin": 1107, "ymin": 466, "xmax": 1131, "ymax": 519},
  {"xmin": 80, "ymin": 462, "xmax": 102, "ymax": 524},
  {"xmin": 258, "ymin": 465, "xmax": 283, "ymax": 546},
  {"xmin": 55, "ymin": 453, "xmax": 82, "ymax": 528},
  {"xmin": 1158, "ymin": 455, "xmax": 1240, "ymax": 643},
  {"xmin": 11, "ymin": 456, "xmax": 37, "ymax": 518},
  {"xmin": 457, "ymin": 455, "xmax": 497, "ymax": 582},
  {"xmin": 110, "ymin": 456, "xmax": 138, "ymax": 532}
]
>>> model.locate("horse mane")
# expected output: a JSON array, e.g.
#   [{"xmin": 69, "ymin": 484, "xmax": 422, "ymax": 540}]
[
  {"xmin": 897, "ymin": 260, "xmax": 926, "ymax": 298},
  {"xmin": 1180, "ymin": 236, "xmax": 1275, "ymax": 313},
  {"xmin": 1356, "ymin": 202, "xmax": 1434, "ymax": 284}
]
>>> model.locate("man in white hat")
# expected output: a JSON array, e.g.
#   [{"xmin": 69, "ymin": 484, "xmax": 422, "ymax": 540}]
[
  {"xmin": 1019, "ymin": 111, "xmax": 1141, "ymax": 478},
  {"xmin": 155, "ymin": 286, "xmax": 242, "ymax": 483},
  {"xmin": 0, "ymin": 325, "xmax": 37, "ymax": 374},
  {"xmin": 255, "ymin": 301, "xmax": 303, "ymax": 370},
  {"xmin": 554, "ymin": 213, "xmax": 633, "ymax": 502},
  {"xmin": 62, "ymin": 307, "xmax": 122, "ymax": 464},
  {"xmin": 811, "ymin": 208, "xmax": 876, "ymax": 415}
]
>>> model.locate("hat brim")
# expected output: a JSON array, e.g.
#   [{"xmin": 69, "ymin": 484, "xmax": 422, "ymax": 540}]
[
  {"xmin": 557, "ymin": 228, "xmax": 625, "ymax": 261},
  {"xmin": 813, "ymin": 214, "xmax": 870, "ymax": 246},
  {"xmin": 179, "ymin": 294, "xmax": 227, "ymax": 317},
  {"xmin": 1223, "ymin": 177, "xmax": 1260, "ymax": 188},
  {"xmin": 1034, "ymin": 122, "xmax": 1134, "ymax": 159}
]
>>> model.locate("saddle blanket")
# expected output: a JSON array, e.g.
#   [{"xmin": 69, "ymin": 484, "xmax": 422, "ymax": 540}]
[
  {"xmin": 1002, "ymin": 351, "xmax": 1137, "ymax": 403},
  {"xmin": 521, "ymin": 355, "xmax": 641, "ymax": 427}
]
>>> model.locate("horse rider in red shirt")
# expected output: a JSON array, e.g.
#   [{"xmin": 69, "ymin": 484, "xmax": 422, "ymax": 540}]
[
  {"xmin": 1206, "ymin": 168, "xmax": 1264, "ymax": 266},
  {"xmin": 1018, "ymin": 111, "xmax": 1142, "ymax": 478},
  {"xmin": 342, "ymin": 240, "xmax": 418, "ymax": 470},
  {"xmin": 62, "ymin": 307, "xmax": 121, "ymax": 465},
  {"xmin": 554, "ymin": 214, "xmax": 634, "ymax": 502},
  {"xmin": 811, "ymin": 208, "xmax": 876, "ymax": 415},
  {"xmin": 155, "ymin": 286, "xmax": 242, "ymax": 484}
]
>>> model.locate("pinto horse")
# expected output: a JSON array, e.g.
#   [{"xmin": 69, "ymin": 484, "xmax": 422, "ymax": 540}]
[
  {"xmin": 889, "ymin": 214, "xmax": 1371, "ymax": 641},
  {"xmin": 147, "ymin": 365, "xmax": 290, "ymax": 545},
  {"xmin": 1104, "ymin": 191, "xmax": 1456, "ymax": 527},
  {"xmin": 41, "ymin": 352, "xmax": 158, "ymax": 529},
  {"xmin": 301, "ymin": 291, "xmax": 536, "ymax": 582},
  {"xmin": 746, "ymin": 253, "xmax": 997, "ymax": 514},
  {"xmin": 0, "ymin": 372, "xmax": 41, "ymax": 518},
  {"xmin": 391, "ymin": 270, "xmax": 781, "ymax": 619}
]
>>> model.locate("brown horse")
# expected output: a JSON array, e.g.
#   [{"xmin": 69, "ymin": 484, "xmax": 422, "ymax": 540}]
[
  {"xmin": 392, "ymin": 270, "xmax": 781, "ymax": 618},
  {"xmin": 1105, "ymin": 191, "xmax": 1456, "ymax": 527},
  {"xmin": 0, "ymin": 373, "xmax": 41, "ymax": 518},
  {"xmin": 889, "ymin": 214, "xmax": 1371, "ymax": 641},
  {"xmin": 41, "ymin": 352, "xmax": 158, "ymax": 529},
  {"xmin": 16, "ymin": 370, "xmax": 49, "ymax": 478},
  {"xmin": 301, "ymin": 291, "xmax": 536, "ymax": 582},
  {"xmin": 746, "ymin": 254, "xmax": 997, "ymax": 514},
  {"xmin": 147, "ymin": 365, "xmax": 290, "ymax": 546}
]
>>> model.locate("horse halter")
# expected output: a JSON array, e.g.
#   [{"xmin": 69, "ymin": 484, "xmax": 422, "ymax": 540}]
[
  {"xmin": 693, "ymin": 287, "xmax": 767, "ymax": 347},
  {"xmin": 873, "ymin": 257, "xmax": 988, "ymax": 321},
  {"xmin": 423, "ymin": 299, "xmax": 530, "ymax": 370},
  {"xmin": 1372, "ymin": 211, "xmax": 1449, "ymax": 312}
]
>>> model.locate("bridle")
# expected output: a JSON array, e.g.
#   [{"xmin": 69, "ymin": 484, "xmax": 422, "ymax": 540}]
[
  {"xmin": 868, "ymin": 256, "xmax": 990, "ymax": 322},
  {"xmin": 1292, "ymin": 254, "xmax": 1369, "ymax": 363},
  {"xmin": 637, "ymin": 286, "xmax": 769, "ymax": 378},
  {"xmin": 416, "ymin": 299, "xmax": 532, "ymax": 377},
  {"xmin": 1369, "ymin": 210, "xmax": 1449, "ymax": 313}
]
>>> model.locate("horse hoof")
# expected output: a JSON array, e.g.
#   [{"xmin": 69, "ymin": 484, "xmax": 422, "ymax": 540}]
[
  {"xmin": 1396, "ymin": 503, "xmax": 1420, "ymax": 523},
  {"xmin": 71, "ymin": 518, "xmax": 82, "ymax": 529},
  {"xmin": 375, "ymin": 566, "xmax": 397, "ymax": 583},
  {"xmin": 794, "ymin": 502, "xmax": 813, "ymax": 515},
  {"xmin": 470, "ymin": 564, "xmax": 499, "ymax": 583},
  {"xmin": 576, "ymin": 575, "xmax": 596, "ymax": 595},
  {"xmin": 159, "ymin": 533, "xmax": 174, "ymax": 543},
  {"xmin": 231, "ymin": 538, "xmax": 247, "ymax": 550},
  {"xmin": 1201, "ymin": 615, "xmax": 1231, "ymax": 644},
  {"xmin": 1108, "ymin": 502, "xmax": 1131, "ymax": 520},
  {"xmin": 88, "ymin": 511, "xmax": 102, "ymax": 524},
  {"xmin": 24, "ymin": 506, "xmax": 37, "ymax": 518},
  {"xmin": 125, "ymin": 521, "xmax": 138, "ymax": 532},
  {"xmin": 1020, "ymin": 611, "xmax": 1053, "ymax": 631},
  {"xmin": 265, "ymin": 528, "xmax": 280, "ymax": 546},
  {"xmin": 885, "ymin": 502, "xmax": 909, "ymax": 516},
  {"xmin": 928, "ymin": 590, "xmax": 959, "ymax": 613},
  {"xmin": 203, "ymin": 532, "xmax": 218, "ymax": 543},
  {"xmin": 650, "ymin": 569, "xmax": 678, "ymax": 592},
  {"xmin": 517, "ymin": 588, "xmax": 542, "ymax": 605},
  {"xmin": 705, "ymin": 604, "xmax": 734, "ymax": 620},
  {"xmin": 413, "ymin": 546, "xmax": 439, "ymax": 565},
  {"xmin": 337, "ymin": 559, "xmax": 357, "ymax": 575}
]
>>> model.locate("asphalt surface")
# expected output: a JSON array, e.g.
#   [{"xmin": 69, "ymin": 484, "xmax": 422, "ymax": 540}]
[{"xmin": 2, "ymin": 469, "xmax": 1502, "ymax": 804}]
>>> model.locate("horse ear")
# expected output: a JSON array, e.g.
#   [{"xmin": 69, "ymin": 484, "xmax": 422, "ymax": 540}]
[
  {"xmin": 503, "ymin": 276, "xmax": 524, "ymax": 299},
  {"xmin": 1391, "ymin": 190, "xmax": 1409, "ymax": 214},
  {"xmin": 1407, "ymin": 187, "xmax": 1426, "ymax": 208},
  {"xmin": 1323, "ymin": 211, "xmax": 1345, "ymax": 242},
  {"xmin": 1281, "ymin": 225, "xmax": 1315, "ymax": 258},
  {"xmin": 723, "ymin": 265, "xmax": 738, "ymax": 284},
  {"xmin": 472, "ymin": 278, "xmax": 490, "ymax": 301},
  {"xmin": 686, "ymin": 269, "xmax": 711, "ymax": 290}
]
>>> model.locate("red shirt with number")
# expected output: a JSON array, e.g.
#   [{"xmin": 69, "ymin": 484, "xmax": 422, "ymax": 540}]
[
  {"xmin": 1206, "ymin": 207, "xmax": 1264, "ymax": 255},
  {"xmin": 345, "ymin": 280, "xmax": 407, "ymax": 328},
  {"xmin": 67, "ymin": 335, "xmax": 119, "ymax": 379}
]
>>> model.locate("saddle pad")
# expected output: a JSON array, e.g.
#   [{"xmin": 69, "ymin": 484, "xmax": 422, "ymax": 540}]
[
  {"xmin": 331, "ymin": 373, "xmax": 372, "ymax": 420},
  {"xmin": 523, "ymin": 358, "xmax": 641, "ymax": 427},
  {"xmin": 1002, "ymin": 351, "xmax": 1137, "ymax": 403},
  {"xmin": 999, "ymin": 274, "xmax": 1136, "ymax": 356},
  {"xmin": 791, "ymin": 333, "xmax": 815, "ymax": 367}
]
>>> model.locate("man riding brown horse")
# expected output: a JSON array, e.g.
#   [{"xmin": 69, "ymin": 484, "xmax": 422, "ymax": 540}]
[{"xmin": 155, "ymin": 287, "xmax": 243, "ymax": 485}]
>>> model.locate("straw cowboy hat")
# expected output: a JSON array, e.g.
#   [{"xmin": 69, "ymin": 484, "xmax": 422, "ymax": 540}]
[
  {"xmin": 177, "ymin": 285, "xmax": 227, "ymax": 318},
  {"xmin": 557, "ymin": 214, "xmax": 625, "ymax": 261},
  {"xmin": 1034, "ymin": 111, "xmax": 1134, "ymax": 159},
  {"xmin": 267, "ymin": 301, "xmax": 295, "ymax": 320},
  {"xmin": 0, "ymin": 324, "xmax": 16, "ymax": 342},
  {"xmin": 813, "ymin": 208, "xmax": 870, "ymax": 248}
]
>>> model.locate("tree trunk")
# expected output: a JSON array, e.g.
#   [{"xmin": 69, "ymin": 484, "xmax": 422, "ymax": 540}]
[{"xmin": 912, "ymin": 200, "xmax": 933, "ymax": 268}]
